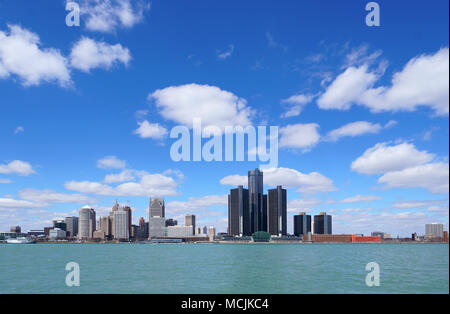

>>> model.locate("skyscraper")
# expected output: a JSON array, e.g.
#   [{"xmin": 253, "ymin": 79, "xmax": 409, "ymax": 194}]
[
  {"xmin": 114, "ymin": 209, "xmax": 129, "ymax": 240},
  {"xmin": 65, "ymin": 216, "xmax": 78, "ymax": 238},
  {"xmin": 314, "ymin": 212, "xmax": 332, "ymax": 235},
  {"xmin": 267, "ymin": 186, "xmax": 287, "ymax": 236},
  {"xmin": 425, "ymin": 223, "xmax": 444, "ymax": 238},
  {"xmin": 123, "ymin": 205, "xmax": 132, "ymax": 238},
  {"xmin": 185, "ymin": 214, "xmax": 196, "ymax": 234},
  {"xmin": 99, "ymin": 216, "xmax": 112, "ymax": 239},
  {"xmin": 228, "ymin": 185, "xmax": 250, "ymax": 236},
  {"xmin": 149, "ymin": 197, "xmax": 165, "ymax": 218},
  {"xmin": 248, "ymin": 169, "xmax": 265, "ymax": 233},
  {"xmin": 293, "ymin": 212, "xmax": 311, "ymax": 237},
  {"xmin": 78, "ymin": 206, "xmax": 96, "ymax": 239}
]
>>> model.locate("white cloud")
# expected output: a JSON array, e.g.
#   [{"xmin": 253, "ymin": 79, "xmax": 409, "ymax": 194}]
[
  {"xmin": 378, "ymin": 162, "xmax": 449, "ymax": 194},
  {"xmin": 351, "ymin": 142, "xmax": 434, "ymax": 175},
  {"xmin": 0, "ymin": 198, "xmax": 41, "ymax": 209},
  {"xmin": 217, "ymin": 45, "xmax": 234, "ymax": 59},
  {"xmin": 17, "ymin": 189, "xmax": 95, "ymax": 205},
  {"xmin": 0, "ymin": 160, "xmax": 35, "ymax": 176},
  {"xmin": 220, "ymin": 167, "xmax": 336, "ymax": 194},
  {"xmin": 97, "ymin": 156, "xmax": 126, "ymax": 169},
  {"xmin": 149, "ymin": 84, "xmax": 253, "ymax": 129},
  {"xmin": 280, "ymin": 94, "xmax": 315, "ymax": 118},
  {"xmin": 339, "ymin": 195, "xmax": 382, "ymax": 203},
  {"xmin": 166, "ymin": 195, "xmax": 228, "ymax": 226},
  {"xmin": 70, "ymin": 37, "xmax": 131, "ymax": 72},
  {"xmin": 391, "ymin": 199, "xmax": 447, "ymax": 209},
  {"xmin": 279, "ymin": 123, "xmax": 320, "ymax": 151},
  {"xmin": 317, "ymin": 65, "xmax": 378, "ymax": 110},
  {"xmin": 13, "ymin": 126, "xmax": 24, "ymax": 134},
  {"xmin": 103, "ymin": 169, "xmax": 136, "ymax": 183},
  {"xmin": 0, "ymin": 24, "xmax": 71, "ymax": 87},
  {"xmin": 0, "ymin": 179, "xmax": 11, "ymax": 184},
  {"xmin": 318, "ymin": 48, "xmax": 449, "ymax": 116},
  {"xmin": 287, "ymin": 198, "xmax": 323, "ymax": 213},
  {"xmin": 326, "ymin": 121, "xmax": 382, "ymax": 142},
  {"xmin": 133, "ymin": 120, "xmax": 168, "ymax": 139},
  {"xmin": 65, "ymin": 172, "xmax": 178, "ymax": 197},
  {"xmin": 78, "ymin": 0, "xmax": 149, "ymax": 33}
]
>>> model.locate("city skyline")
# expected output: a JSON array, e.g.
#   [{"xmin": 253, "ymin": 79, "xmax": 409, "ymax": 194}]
[{"xmin": 0, "ymin": 0, "xmax": 449, "ymax": 237}]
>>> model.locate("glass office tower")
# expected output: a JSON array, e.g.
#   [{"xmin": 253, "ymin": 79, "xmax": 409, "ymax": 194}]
[
  {"xmin": 248, "ymin": 169, "xmax": 266, "ymax": 233},
  {"xmin": 228, "ymin": 185, "xmax": 250, "ymax": 236},
  {"xmin": 313, "ymin": 212, "xmax": 332, "ymax": 235}
]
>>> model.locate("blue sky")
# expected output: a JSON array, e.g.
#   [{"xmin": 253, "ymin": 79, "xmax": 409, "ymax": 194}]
[{"xmin": 0, "ymin": 0, "xmax": 448, "ymax": 236}]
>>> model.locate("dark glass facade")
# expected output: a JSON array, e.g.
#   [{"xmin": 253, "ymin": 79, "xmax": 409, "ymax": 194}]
[
  {"xmin": 248, "ymin": 169, "xmax": 265, "ymax": 233},
  {"xmin": 267, "ymin": 186, "xmax": 287, "ymax": 236},
  {"xmin": 293, "ymin": 213, "xmax": 311, "ymax": 236},
  {"xmin": 228, "ymin": 186, "xmax": 250, "ymax": 236},
  {"xmin": 313, "ymin": 213, "xmax": 332, "ymax": 234}
]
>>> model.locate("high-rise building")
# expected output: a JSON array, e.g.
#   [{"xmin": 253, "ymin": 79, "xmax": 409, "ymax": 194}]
[
  {"xmin": 267, "ymin": 186, "xmax": 287, "ymax": 236},
  {"xmin": 203, "ymin": 226, "xmax": 208, "ymax": 234},
  {"xmin": 114, "ymin": 209, "xmax": 129, "ymax": 240},
  {"xmin": 314, "ymin": 212, "xmax": 332, "ymax": 235},
  {"xmin": 149, "ymin": 197, "xmax": 165, "ymax": 218},
  {"xmin": 425, "ymin": 223, "xmax": 444, "ymax": 238},
  {"xmin": 293, "ymin": 212, "xmax": 311, "ymax": 237},
  {"xmin": 149, "ymin": 217, "xmax": 167, "ymax": 238},
  {"xmin": 185, "ymin": 214, "xmax": 196, "ymax": 235},
  {"xmin": 248, "ymin": 169, "xmax": 266, "ymax": 233},
  {"xmin": 78, "ymin": 206, "xmax": 96, "ymax": 239},
  {"xmin": 109, "ymin": 202, "xmax": 119, "ymax": 237},
  {"xmin": 123, "ymin": 205, "xmax": 132, "ymax": 239},
  {"xmin": 228, "ymin": 185, "xmax": 250, "ymax": 236},
  {"xmin": 208, "ymin": 226, "xmax": 216, "ymax": 242},
  {"xmin": 99, "ymin": 216, "xmax": 112, "ymax": 239},
  {"xmin": 65, "ymin": 217, "xmax": 78, "ymax": 238},
  {"xmin": 137, "ymin": 217, "xmax": 149, "ymax": 240}
]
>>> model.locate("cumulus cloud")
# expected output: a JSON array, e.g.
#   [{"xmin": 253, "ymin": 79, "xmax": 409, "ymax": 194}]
[
  {"xmin": 317, "ymin": 65, "xmax": 378, "ymax": 110},
  {"xmin": 103, "ymin": 169, "xmax": 136, "ymax": 183},
  {"xmin": 133, "ymin": 120, "xmax": 168, "ymax": 139},
  {"xmin": 148, "ymin": 84, "xmax": 253, "ymax": 129},
  {"xmin": 65, "ymin": 172, "xmax": 179, "ymax": 197},
  {"xmin": 325, "ymin": 120, "xmax": 396, "ymax": 142},
  {"xmin": 220, "ymin": 167, "xmax": 336, "ymax": 194},
  {"xmin": 351, "ymin": 142, "xmax": 434, "ymax": 175},
  {"xmin": 279, "ymin": 123, "xmax": 320, "ymax": 152},
  {"xmin": 352, "ymin": 142, "xmax": 448, "ymax": 194},
  {"xmin": 378, "ymin": 162, "xmax": 449, "ymax": 194},
  {"xmin": 17, "ymin": 189, "xmax": 95, "ymax": 205},
  {"xmin": 0, "ymin": 160, "xmax": 35, "ymax": 176},
  {"xmin": 0, "ymin": 197, "xmax": 41, "ymax": 209},
  {"xmin": 280, "ymin": 94, "xmax": 315, "ymax": 118},
  {"xmin": 0, "ymin": 24, "xmax": 71, "ymax": 87},
  {"xmin": 97, "ymin": 156, "xmax": 126, "ymax": 169},
  {"xmin": 70, "ymin": 37, "xmax": 131, "ymax": 72},
  {"xmin": 78, "ymin": 0, "xmax": 150, "ymax": 33},
  {"xmin": 318, "ymin": 47, "xmax": 449, "ymax": 116}
]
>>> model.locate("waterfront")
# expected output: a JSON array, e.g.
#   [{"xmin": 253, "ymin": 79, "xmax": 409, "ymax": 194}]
[{"xmin": 0, "ymin": 243, "xmax": 448, "ymax": 294}]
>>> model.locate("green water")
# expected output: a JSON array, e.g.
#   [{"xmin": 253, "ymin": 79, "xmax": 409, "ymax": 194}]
[{"xmin": 0, "ymin": 243, "xmax": 448, "ymax": 294}]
